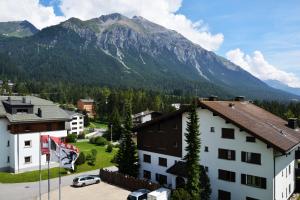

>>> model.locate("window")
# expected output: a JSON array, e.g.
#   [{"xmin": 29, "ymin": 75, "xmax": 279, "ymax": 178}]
[
  {"xmin": 79, "ymin": 117, "xmax": 83, "ymax": 119},
  {"xmin": 241, "ymin": 152, "xmax": 261, "ymax": 165},
  {"xmin": 24, "ymin": 140, "xmax": 31, "ymax": 147},
  {"xmin": 143, "ymin": 170, "xmax": 151, "ymax": 180},
  {"xmin": 204, "ymin": 146, "xmax": 209, "ymax": 152},
  {"xmin": 7, "ymin": 125, "xmax": 11, "ymax": 130},
  {"xmin": 143, "ymin": 154, "xmax": 151, "ymax": 163},
  {"xmin": 72, "ymin": 122, "xmax": 77, "ymax": 125},
  {"xmin": 159, "ymin": 157, "xmax": 167, "ymax": 167},
  {"xmin": 246, "ymin": 136, "xmax": 256, "ymax": 143},
  {"xmin": 155, "ymin": 174, "xmax": 167, "ymax": 185},
  {"xmin": 246, "ymin": 197, "xmax": 259, "ymax": 200},
  {"xmin": 218, "ymin": 169, "xmax": 235, "ymax": 182},
  {"xmin": 7, "ymin": 140, "xmax": 10, "ymax": 147},
  {"xmin": 218, "ymin": 149, "xmax": 235, "ymax": 160},
  {"xmin": 221, "ymin": 128, "xmax": 234, "ymax": 139},
  {"xmin": 16, "ymin": 109, "xmax": 28, "ymax": 113},
  {"xmin": 79, "ymin": 122, "xmax": 83, "ymax": 124},
  {"xmin": 289, "ymin": 184, "xmax": 291, "ymax": 194},
  {"xmin": 138, "ymin": 194, "xmax": 147, "ymax": 200},
  {"xmin": 72, "ymin": 127, "xmax": 77, "ymax": 130},
  {"xmin": 24, "ymin": 156, "xmax": 31, "ymax": 164},
  {"xmin": 72, "ymin": 117, "xmax": 77, "ymax": 120},
  {"xmin": 7, "ymin": 156, "xmax": 10, "ymax": 163},
  {"xmin": 289, "ymin": 165, "xmax": 291, "ymax": 175},
  {"xmin": 210, "ymin": 127, "xmax": 215, "ymax": 132},
  {"xmin": 218, "ymin": 190, "xmax": 231, "ymax": 200},
  {"xmin": 241, "ymin": 174, "xmax": 266, "ymax": 189}
]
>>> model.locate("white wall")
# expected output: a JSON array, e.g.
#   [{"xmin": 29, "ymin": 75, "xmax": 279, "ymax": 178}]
[
  {"xmin": 66, "ymin": 114, "xmax": 84, "ymax": 135},
  {"xmin": 141, "ymin": 114, "xmax": 152, "ymax": 124},
  {"xmin": 138, "ymin": 150, "xmax": 181, "ymax": 188},
  {"xmin": 182, "ymin": 108, "xmax": 275, "ymax": 200},
  {"xmin": 0, "ymin": 119, "xmax": 13, "ymax": 171}
]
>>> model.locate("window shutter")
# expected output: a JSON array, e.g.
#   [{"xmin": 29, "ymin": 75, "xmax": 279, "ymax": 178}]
[
  {"xmin": 232, "ymin": 151, "xmax": 236, "ymax": 160},
  {"xmin": 261, "ymin": 178, "xmax": 267, "ymax": 189},
  {"xmin": 241, "ymin": 152, "xmax": 246, "ymax": 162},
  {"xmin": 241, "ymin": 174, "xmax": 246, "ymax": 184}
]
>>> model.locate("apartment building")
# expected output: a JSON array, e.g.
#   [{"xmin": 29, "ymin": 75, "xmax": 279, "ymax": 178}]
[
  {"xmin": 0, "ymin": 96, "xmax": 69, "ymax": 173},
  {"xmin": 134, "ymin": 97, "xmax": 300, "ymax": 200},
  {"xmin": 77, "ymin": 99, "xmax": 96, "ymax": 118},
  {"xmin": 64, "ymin": 110, "xmax": 84, "ymax": 135}
]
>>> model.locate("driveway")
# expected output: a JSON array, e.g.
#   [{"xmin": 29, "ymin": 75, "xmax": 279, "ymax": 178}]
[
  {"xmin": 40, "ymin": 182, "xmax": 130, "ymax": 200},
  {"xmin": 0, "ymin": 169, "xmax": 101, "ymax": 200}
]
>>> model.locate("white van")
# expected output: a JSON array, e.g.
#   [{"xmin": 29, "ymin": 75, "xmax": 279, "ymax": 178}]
[{"xmin": 147, "ymin": 188, "xmax": 171, "ymax": 200}]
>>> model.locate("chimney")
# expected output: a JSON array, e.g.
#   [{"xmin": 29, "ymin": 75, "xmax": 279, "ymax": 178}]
[
  {"xmin": 235, "ymin": 96, "xmax": 245, "ymax": 101},
  {"xmin": 37, "ymin": 108, "xmax": 42, "ymax": 117},
  {"xmin": 208, "ymin": 96, "xmax": 218, "ymax": 101},
  {"xmin": 229, "ymin": 102, "xmax": 235, "ymax": 108},
  {"xmin": 288, "ymin": 118, "xmax": 298, "ymax": 129},
  {"xmin": 7, "ymin": 97, "xmax": 11, "ymax": 102},
  {"xmin": 22, "ymin": 97, "xmax": 26, "ymax": 103}
]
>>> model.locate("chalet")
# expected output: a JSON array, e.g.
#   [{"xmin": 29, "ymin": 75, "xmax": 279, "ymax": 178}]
[
  {"xmin": 134, "ymin": 97, "xmax": 300, "ymax": 200},
  {"xmin": 0, "ymin": 96, "xmax": 69, "ymax": 173},
  {"xmin": 77, "ymin": 99, "xmax": 96, "ymax": 118},
  {"xmin": 132, "ymin": 110, "xmax": 162, "ymax": 126}
]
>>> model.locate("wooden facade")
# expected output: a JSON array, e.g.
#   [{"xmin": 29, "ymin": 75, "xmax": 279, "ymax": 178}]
[
  {"xmin": 9, "ymin": 121, "xmax": 65, "ymax": 134},
  {"xmin": 137, "ymin": 114, "xmax": 182, "ymax": 157}
]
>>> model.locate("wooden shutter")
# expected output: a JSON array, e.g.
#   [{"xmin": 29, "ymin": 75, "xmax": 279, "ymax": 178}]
[
  {"xmin": 241, "ymin": 151, "xmax": 246, "ymax": 162},
  {"xmin": 241, "ymin": 174, "xmax": 246, "ymax": 184}
]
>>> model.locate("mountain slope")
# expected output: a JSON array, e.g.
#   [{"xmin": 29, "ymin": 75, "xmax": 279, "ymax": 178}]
[
  {"xmin": 0, "ymin": 20, "xmax": 39, "ymax": 37},
  {"xmin": 265, "ymin": 80, "xmax": 300, "ymax": 96},
  {"xmin": 0, "ymin": 13, "xmax": 298, "ymax": 100}
]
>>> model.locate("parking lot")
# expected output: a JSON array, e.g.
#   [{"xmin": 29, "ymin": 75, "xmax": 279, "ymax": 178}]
[{"xmin": 40, "ymin": 182, "xmax": 130, "ymax": 200}]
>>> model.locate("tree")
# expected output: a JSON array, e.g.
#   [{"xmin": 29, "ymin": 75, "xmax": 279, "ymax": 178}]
[
  {"xmin": 184, "ymin": 102, "xmax": 201, "ymax": 199},
  {"xmin": 82, "ymin": 110, "xmax": 90, "ymax": 127},
  {"xmin": 199, "ymin": 166, "xmax": 211, "ymax": 200},
  {"xmin": 109, "ymin": 107, "xmax": 123, "ymax": 141},
  {"xmin": 116, "ymin": 100, "xmax": 139, "ymax": 177},
  {"xmin": 171, "ymin": 188, "xmax": 192, "ymax": 200},
  {"xmin": 75, "ymin": 152, "xmax": 86, "ymax": 165}
]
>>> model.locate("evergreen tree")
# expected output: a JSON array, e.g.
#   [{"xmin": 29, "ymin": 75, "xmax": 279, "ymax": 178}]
[
  {"xmin": 184, "ymin": 102, "xmax": 201, "ymax": 199},
  {"xmin": 199, "ymin": 166, "xmax": 211, "ymax": 200},
  {"xmin": 116, "ymin": 100, "xmax": 139, "ymax": 177},
  {"xmin": 109, "ymin": 107, "xmax": 122, "ymax": 141}
]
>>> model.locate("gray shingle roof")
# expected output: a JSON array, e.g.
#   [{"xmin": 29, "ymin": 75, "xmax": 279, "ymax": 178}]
[
  {"xmin": 0, "ymin": 96, "xmax": 70, "ymax": 123},
  {"xmin": 63, "ymin": 109, "xmax": 84, "ymax": 117}
]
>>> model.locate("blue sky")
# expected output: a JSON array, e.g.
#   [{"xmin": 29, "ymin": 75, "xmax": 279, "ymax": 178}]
[{"xmin": 178, "ymin": 0, "xmax": 300, "ymax": 75}]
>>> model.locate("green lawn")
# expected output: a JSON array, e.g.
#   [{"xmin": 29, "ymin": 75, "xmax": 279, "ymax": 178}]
[
  {"xmin": 88, "ymin": 121, "xmax": 108, "ymax": 129},
  {"xmin": 0, "ymin": 142, "xmax": 117, "ymax": 183}
]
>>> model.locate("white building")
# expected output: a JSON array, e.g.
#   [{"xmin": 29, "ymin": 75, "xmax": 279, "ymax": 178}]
[
  {"xmin": 0, "ymin": 96, "xmax": 69, "ymax": 173},
  {"xmin": 135, "ymin": 97, "xmax": 300, "ymax": 200},
  {"xmin": 132, "ymin": 110, "xmax": 162, "ymax": 126},
  {"xmin": 64, "ymin": 110, "xmax": 84, "ymax": 135}
]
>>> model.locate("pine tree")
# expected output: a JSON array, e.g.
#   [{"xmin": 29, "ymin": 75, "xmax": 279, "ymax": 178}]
[
  {"xmin": 110, "ymin": 107, "xmax": 122, "ymax": 141},
  {"xmin": 116, "ymin": 100, "xmax": 139, "ymax": 177},
  {"xmin": 184, "ymin": 102, "xmax": 201, "ymax": 199}
]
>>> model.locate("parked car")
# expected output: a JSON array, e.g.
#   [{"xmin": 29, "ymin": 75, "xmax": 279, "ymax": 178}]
[
  {"xmin": 147, "ymin": 188, "xmax": 171, "ymax": 200},
  {"xmin": 72, "ymin": 175, "xmax": 101, "ymax": 187},
  {"xmin": 127, "ymin": 189, "xmax": 150, "ymax": 200}
]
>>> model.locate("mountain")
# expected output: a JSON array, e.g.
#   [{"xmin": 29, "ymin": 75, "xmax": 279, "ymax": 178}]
[
  {"xmin": 0, "ymin": 20, "xmax": 39, "ymax": 37},
  {"xmin": 265, "ymin": 79, "xmax": 300, "ymax": 96},
  {"xmin": 0, "ymin": 13, "xmax": 298, "ymax": 100}
]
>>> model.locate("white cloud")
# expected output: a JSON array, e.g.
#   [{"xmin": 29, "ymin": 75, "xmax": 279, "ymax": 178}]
[
  {"xmin": 0, "ymin": 0, "xmax": 65, "ymax": 29},
  {"xmin": 226, "ymin": 48, "xmax": 300, "ymax": 88},
  {"xmin": 0, "ymin": 0, "xmax": 223, "ymax": 51}
]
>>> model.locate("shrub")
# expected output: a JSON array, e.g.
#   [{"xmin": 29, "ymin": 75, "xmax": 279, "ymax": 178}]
[
  {"xmin": 86, "ymin": 149, "xmax": 97, "ymax": 166},
  {"xmin": 77, "ymin": 133, "xmax": 85, "ymax": 139},
  {"xmin": 75, "ymin": 152, "xmax": 86, "ymax": 165},
  {"xmin": 66, "ymin": 134, "xmax": 77, "ymax": 143},
  {"xmin": 95, "ymin": 136, "xmax": 108, "ymax": 146},
  {"xmin": 106, "ymin": 143, "xmax": 113, "ymax": 153},
  {"xmin": 91, "ymin": 149, "xmax": 97, "ymax": 157},
  {"xmin": 171, "ymin": 188, "xmax": 192, "ymax": 200}
]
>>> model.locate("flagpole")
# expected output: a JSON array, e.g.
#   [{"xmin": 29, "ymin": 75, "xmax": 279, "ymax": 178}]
[
  {"xmin": 39, "ymin": 133, "xmax": 42, "ymax": 200},
  {"xmin": 59, "ymin": 141, "xmax": 61, "ymax": 200},
  {"xmin": 48, "ymin": 135, "xmax": 50, "ymax": 200}
]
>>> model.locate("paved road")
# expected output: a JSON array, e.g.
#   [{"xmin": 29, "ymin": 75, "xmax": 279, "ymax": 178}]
[
  {"xmin": 0, "ymin": 169, "xmax": 100, "ymax": 200},
  {"xmin": 40, "ymin": 182, "xmax": 130, "ymax": 200}
]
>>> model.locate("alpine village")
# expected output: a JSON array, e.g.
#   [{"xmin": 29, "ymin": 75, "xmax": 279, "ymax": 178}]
[{"xmin": 0, "ymin": 2, "xmax": 300, "ymax": 200}]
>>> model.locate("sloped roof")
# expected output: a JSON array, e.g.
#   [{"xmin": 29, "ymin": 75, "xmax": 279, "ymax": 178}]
[
  {"xmin": 79, "ymin": 99, "xmax": 94, "ymax": 103},
  {"xmin": 199, "ymin": 100, "xmax": 300, "ymax": 153},
  {"xmin": 0, "ymin": 96, "xmax": 70, "ymax": 123},
  {"xmin": 134, "ymin": 99, "xmax": 300, "ymax": 153},
  {"xmin": 166, "ymin": 161, "xmax": 187, "ymax": 178},
  {"xmin": 64, "ymin": 109, "xmax": 84, "ymax": 117}
]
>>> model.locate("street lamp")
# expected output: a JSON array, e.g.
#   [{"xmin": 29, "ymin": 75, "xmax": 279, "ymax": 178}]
[{"xmin": 110, "ymin": 124, "xmax": 113, "ymax": 142}]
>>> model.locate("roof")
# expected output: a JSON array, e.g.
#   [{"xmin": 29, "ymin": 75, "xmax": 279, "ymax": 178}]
[
  {"xmin": 78, "ymin": 99, "xmax": 94, "ymax": 103},
  {"xmin": 132, "ymin": 110, "xmax": 161, "ymax": 119},
  {"xmin": 64, "ymin": 109, "xmax": 84, "ymax": 117},
  {"xmin": 134, "ymin": 99, "xmax": 300, "ymax": 153},
  {"xmin": 0, "ymin": 96, "xmax": 70, "ymax": 123},
  {"xmin": 199, "ymin": 100, "xmax": 300, "ymax": 153},
  {"xmin": 166, "ymin": 161, "xmax": 187, "ymax": 177}
]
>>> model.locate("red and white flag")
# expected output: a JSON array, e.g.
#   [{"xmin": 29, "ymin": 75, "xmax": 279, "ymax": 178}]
[{"xmin": 40, "ymin": 135, "xmax": 79, "ymax": 170}]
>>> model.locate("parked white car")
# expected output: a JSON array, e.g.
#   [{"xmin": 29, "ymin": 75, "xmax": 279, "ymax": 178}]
[
  {"xmin": 127, "ymin": 189, "xmax": 150, "ymax": 200},
  {"xmin": 72, "ymin": 175, "xmax": 101, "ymax": 187}
]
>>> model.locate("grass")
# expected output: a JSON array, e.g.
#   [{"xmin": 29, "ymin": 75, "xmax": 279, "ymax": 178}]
[
  {"xmin": 88, "ymin": 121, "xmax": 108, "ymax": 130},
  {"xmin": 0, "ymin": 142, "xmax": 117, "ymax": 183}
]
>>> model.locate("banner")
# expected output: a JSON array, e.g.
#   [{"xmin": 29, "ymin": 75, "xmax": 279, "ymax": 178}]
[{"xmin": 40, "ymin": 135, "xmax": 79, "ymax": 170}]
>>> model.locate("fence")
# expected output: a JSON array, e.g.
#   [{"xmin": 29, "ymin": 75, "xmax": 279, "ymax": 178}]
[{"xmin": 99, "ymin": 169, "xmax": 161, "ymax": 191}]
